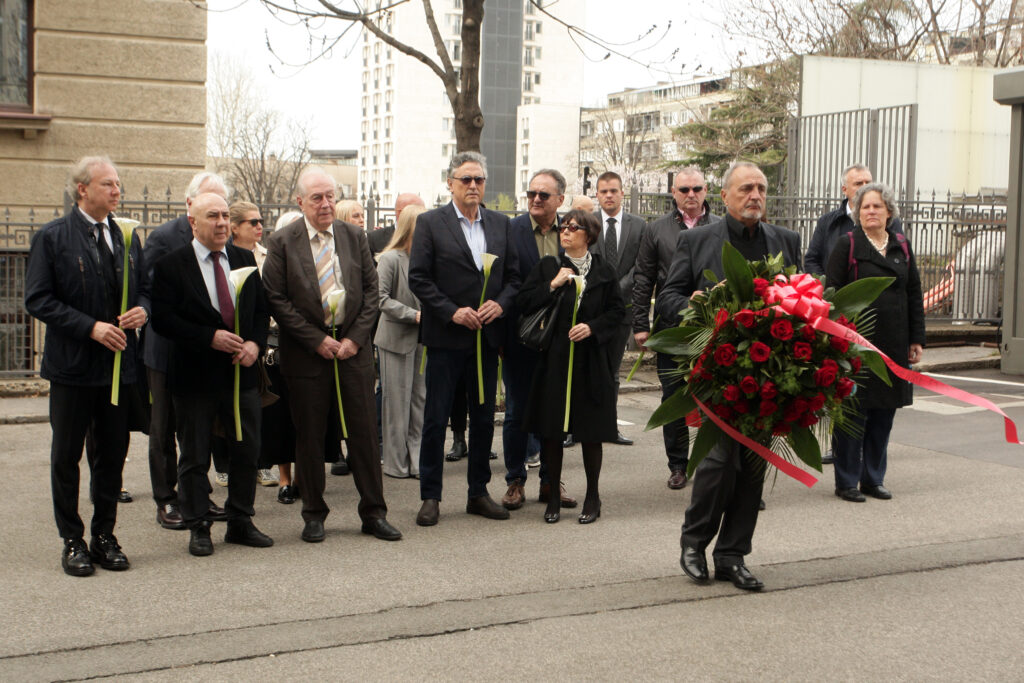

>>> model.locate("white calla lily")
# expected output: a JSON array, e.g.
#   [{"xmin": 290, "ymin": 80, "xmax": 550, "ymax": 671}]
[
  {"xmin": 326, "ymin": 286, "xmax": 347, "ymax": 320},
  {"xmin": 229, "ymin": 266, "xmax": 258, "ymax": 295},
  {"xmin": 481, "ymin": 252, "xmax": 498, "ymax": 276},
  {"xmin": 115, "ymin": 217, "xmax": 140, "ymax": 243}
]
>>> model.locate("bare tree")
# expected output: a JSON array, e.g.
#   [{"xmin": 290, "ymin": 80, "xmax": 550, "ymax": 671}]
[{"xmin": 207, "ymin": 53, "xmax": 313, "ymax": 204}]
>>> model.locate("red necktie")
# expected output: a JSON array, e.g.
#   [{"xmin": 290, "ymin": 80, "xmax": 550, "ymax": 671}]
[{"xmin": 210, "ymin": 251, "xmax": 235, "ymax": 329}]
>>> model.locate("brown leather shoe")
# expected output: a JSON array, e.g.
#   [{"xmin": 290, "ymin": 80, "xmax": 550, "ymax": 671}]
[
  {"xmin": 538, "ymin": 481, "xmax": 578, "ymax": 509},
  {"xmin": 466, "ymin": 494, "xmax": 510, "ymax": 520},
  {"xmin": 416, "ymin": 499, "xmax": 439, "ymax": 526},
  {"xmin": 667, "ymin": 470, "xmax": 688, "ymax": 489},
  {"xmin": 501, "ymin": 479, "xmax": 526, "ymax": 510},
  {"xmin": 157, "ymin": 503, "xmax": 186, "ymax": 530}
]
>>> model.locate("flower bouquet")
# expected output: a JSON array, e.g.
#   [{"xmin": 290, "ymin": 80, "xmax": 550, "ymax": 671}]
[{"xmin": 644, "ymin": 242, "xmax": 894, "ymax": 486}]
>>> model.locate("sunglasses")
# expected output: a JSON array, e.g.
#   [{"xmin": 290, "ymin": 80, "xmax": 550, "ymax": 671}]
[
  {"xmin": 452, "ymin": 176, "xmax": 487, "ymax": 186},
  {"xmin": 526, "ymin": 190, "xmax": 553, "ymax": 202},
  {"xmin": 560, "ymin": 222, "xmax": 583, "ymax": 233},
  {"xmin": 245, "ymin": 218, "xmax": 264, "ymax": 226},
  {"xmin": 674, "ymin": 186, "xmax": 705, "ymax": 195}
]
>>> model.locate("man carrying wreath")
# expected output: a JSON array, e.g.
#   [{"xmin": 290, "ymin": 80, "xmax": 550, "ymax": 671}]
[
  {"xmin": 656, "ymin": 162, "xmax": 802, "ymax": 591},
  {"xmin": 150, "ymin": 192, "xmax": 272, "ymax": 557}
]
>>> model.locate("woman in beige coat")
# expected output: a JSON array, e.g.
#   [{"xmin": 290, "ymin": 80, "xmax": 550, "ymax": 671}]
[{"xmin": 375, "ymin": 205, "xmax": 427, "ymax": 478}]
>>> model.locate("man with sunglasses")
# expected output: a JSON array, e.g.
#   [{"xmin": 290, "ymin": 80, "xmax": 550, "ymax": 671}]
[
  {"xmin": 501, "ymin": 170, "xmax": 577, "ymax": 512},
  {"xmin": 408, "ymin": 151, "xmax": 522, "ymax": 527},
  {"xmin": 633, "ymin": 167, "xmax": 718, "ymax": 489}
]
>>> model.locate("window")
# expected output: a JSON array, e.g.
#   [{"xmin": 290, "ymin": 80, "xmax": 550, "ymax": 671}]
[
  {"xmin": 521, "ymin": 117, "xmax": 529, "ymax": 140},
  {"xmin": 534, "ymin": 73, "xmax": 540, "ymax": 85},
  {"xmin": 522, "ymin": 73, "xmax": 533, "ymax": 92},
  {"xmin": 523, "ymin": 47, "xmax": 533, "ymax": 67},
  {"xmin": 524, "ymin": 22, "xmax": 534, "ymax": 41},
  {"xmin": 525, "ymin": 0, "xmax": 534, "ymax": 15},
  {"xmin": 521, "ymin": 143, "xmax": 528, "ymax": 166}
]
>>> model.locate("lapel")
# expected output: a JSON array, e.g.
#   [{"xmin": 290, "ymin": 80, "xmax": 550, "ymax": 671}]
[
  {"xmin": 762, "ymin": 222, "xmax": 785, "ymax": 261},
  {"xmin": 709, "ymin": 221, "xmax": 729, "ymax": 280},
  {"xmin": 183, "ymin": 246, "xmax": 220, "ymax": 321},
  {"xmin": 443, "ymin": 203, "xmax": 478, "ymax": 272}
]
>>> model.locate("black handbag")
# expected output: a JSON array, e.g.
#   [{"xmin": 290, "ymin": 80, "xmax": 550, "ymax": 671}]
[{"xmin": 517, "ymin": 289, "xmax": 564, "ymax": 352}]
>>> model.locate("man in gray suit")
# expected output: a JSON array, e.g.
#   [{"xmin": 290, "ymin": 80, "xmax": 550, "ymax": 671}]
[
  {"xmin": 141, "ymin": 172, "xmax": 230, "ymax": 530},
  {"xmin": 658, "ymin": 162, "xmax": 801, "ymax": 592},
  {"xmin": 588, "ymin": 171, "xmax": 645, "ymax": 446},
  {"xmin": 633, "ymin": 167, "xmax": 718, "ymax": 489}
]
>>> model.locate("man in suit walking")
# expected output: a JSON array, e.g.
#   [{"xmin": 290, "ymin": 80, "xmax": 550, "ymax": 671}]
[
  {"xmin": 408, "ymin": 151, "xmax": 522, "ymax": 527},
  {"xmin": 658, "ymin": 161, "xmax": 802, "ymax": 592},
  {"xmin": 633, "ymin": 167, "xmax": 719, "ymax": 489},
  {"xmin": 262, "ymin": 167, "xmax": 402, "ymax": 544},
  {"xmin": 141, "ymin": 172, "xmax": 230, "ymax": 531},
  {"xmin": 150, "ymin": 192, "xmax": 273, "ymax": 556},
  {"xmin": 501, "ymin": 169, "xmax": 576, "ymax": 511},
  {"xmin": 25, "ymin": 156, "xmax": 145, "ymax": 576},
  {"xmin": 588, "ymin": 171, "xmax": 645, "ymax": 446}
]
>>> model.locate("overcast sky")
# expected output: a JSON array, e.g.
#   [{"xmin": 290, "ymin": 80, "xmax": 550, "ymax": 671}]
[{"xmin": 205, "ymin": 0, "xmax": 730, "ymax": 149}]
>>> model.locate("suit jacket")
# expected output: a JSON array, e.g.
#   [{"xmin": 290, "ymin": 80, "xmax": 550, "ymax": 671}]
[
  {"xmin": 655, "ymin": 218, "xmax": 802, "ymax": 327},
  {"xmin": 374, "ymin": 248, "xmax": 420, "ymax": 354},
  {"xmin": 633, "ymin": 205, "xmax": 718, "ymax": 334},
  {"xmin": 407, "ymin": 203, "xmax": 521, "ymax": 350},
  {"xmin": 505, "ymin": 212, "xmax": 562, "ymax": 345},
  {"xmin": 150, "ymin": 242, "xmax": 268, "ymax": 395},
  {"xmin": 141, "ymin": 215, "xmax": 193, "ymax": 372},
  {"xmin": 367, "ymin": 225, "xmax": 396, "ymax": 258},
  {"xmin": 589, "ymin": 210, "xmax": 646, "ymax": 325},
  {"xmin": 261, "ymin": 217, "xmax": 379, "ymax": 378}
]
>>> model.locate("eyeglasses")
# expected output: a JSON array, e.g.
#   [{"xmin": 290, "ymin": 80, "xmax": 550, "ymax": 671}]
[
  {"xmin": 560, "ymin": 222, "xmax": 583, "ymax": 233},
  {"xmin": 526, "ymin": 190, "xmax": 552, "ymax": 202},
  {"xmin": 452, "ymin": 176, "xmax": 487, "ymax": 186},
  {"xmin": 674, "ymin": 186, "xmax": 705, "ymax": 195},
  {"xmin": 245, "ymin": 218, "xmax": 264, "ymax": 226}
]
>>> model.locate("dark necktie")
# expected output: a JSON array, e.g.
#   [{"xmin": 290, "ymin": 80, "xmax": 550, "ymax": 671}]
[
  {"xmin": 605, "ymin": 217, "xmax": 618, "ymax": 269},
  {"xmin": 92, "ymin": 223, "xmax": 119, "ymax": 317},
  {"xmin": 210, "ymin": 251, "xmax": 235, "ymax": 329}
]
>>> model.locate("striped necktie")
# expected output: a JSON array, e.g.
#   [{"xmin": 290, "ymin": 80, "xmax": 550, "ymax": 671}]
[{"xmin": 316, "ymin": 231, "xmax": 338, "ymax": 324}]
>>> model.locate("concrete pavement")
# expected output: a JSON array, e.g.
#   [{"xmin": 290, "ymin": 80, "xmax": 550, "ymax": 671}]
[{"xmin": 1, "ymin": 352, "xmax": 1023, "ymax": 681}]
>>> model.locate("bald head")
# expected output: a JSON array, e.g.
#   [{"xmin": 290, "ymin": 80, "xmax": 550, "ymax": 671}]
[
  {"xmin": 395, "ymin": 193, "xmax": 425, "ymax": 221},
  {"xmin": 570, "ymin": 195, "xmax": 595, "ymax": 213},
  {"xmin": 189, "ymin": 193, "xmax": 231, "ymax": 251}
]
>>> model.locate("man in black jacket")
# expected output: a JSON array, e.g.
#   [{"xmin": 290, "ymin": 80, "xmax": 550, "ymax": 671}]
[
  {"xmin": 151, "ymin": 192, "xmax": 273, "ymax": 557},
  {"xmin": 25, "ymin": 156, "xmax": 146, "ymax": 576},
  {"xmin": 633, "ymin": 167, "xmax": 718, "ymax": 489}
]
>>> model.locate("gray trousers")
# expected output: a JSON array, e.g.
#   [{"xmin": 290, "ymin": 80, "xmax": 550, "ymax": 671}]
[{"xmin": 379, "ymin": 345, "xmax": 426, "ymax": 478}]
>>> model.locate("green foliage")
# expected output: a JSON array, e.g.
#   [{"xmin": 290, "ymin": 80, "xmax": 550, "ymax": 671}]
[
  {"xmin": 831, "ymin": 277, "xmax": 896, "ymax": 319},
  {"xmin": 493, "ymin": 193, "xmax": 516, "ymax": 212}
]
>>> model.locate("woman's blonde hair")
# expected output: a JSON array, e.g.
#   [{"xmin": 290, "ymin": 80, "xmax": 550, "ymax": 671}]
[
  {"xmin": 334, "ymin": 199, "xmax": 362, "ymax": 223},
  {"xmin": 384, "ymin": 205, "xmax": 426, "ymax": 254},
  {"xmin": 228, "ymin": 201, "xmax": 259, "ymax": 237}
]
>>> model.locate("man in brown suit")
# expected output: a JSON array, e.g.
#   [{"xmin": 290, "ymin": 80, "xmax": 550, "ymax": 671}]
[{"xmin": 262, "ymin": 167, "xmax": 402, "ymax": 543}]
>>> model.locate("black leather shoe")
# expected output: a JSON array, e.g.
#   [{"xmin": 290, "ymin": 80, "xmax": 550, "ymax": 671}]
[
  {"xmin": 860, "ymin": 484, "xmax": 892, "ymax": 499},
  {"xmin": 361, "ymin": 518, "xmax": 403, "ymax": 541},
  {"xmin": 330, "ymin": 458, "xmax": 350, "ymax": 476},
  {"xmin": 821, "ymin": 449, "xmax": 836, "ymax": 465},
  {"xmin": 89, "ymin": 533, "xmax": 130, "ymax": 571},
  {"xmin": 544, "ymin": 509, "xmax": 560, "ymax": 523},
  {"xmin": 301, "ymin": 519, "xmax": 325, "ymax": 543},
  {"xmin": 667, "ymin": 470, "xmax": 688, "ymax": 489},
  {"xmin": 157, "ymin": 503, "xmax": 186, "ymax": 530},
  {"xmin": 836, "ymin": 487, "xmax": 867, "ymax": 502},
  {"xmin": 62, "ymin": 538, "xmax": 95, "ymax": 577},
  {"xmin": 466, "ymin": 494, "xmax": 510, "ymax": 520},
  {"xmin": 562, "ymin": 433, "xmax": 577, "ymax": 448},
  {"xmin": 277, "ymin": 485, "xmax": 297, "ymax": 504},
  {"xmin": 189, "ymin": 525, "xmax": 214, "ymax": 556},
  {"xmin": 715, "ymin": 563, "xmax": 764, "ymax": 591},
  {"xmin": 117, "ymin": 488, "xmax": 133, "ymax": 503},
  {"xmin": 680, "ymin": 545, "xmax": 709, "ymax": 582},
  {"xmin": 578, "ymin": 503, "xmax": 601, "ymax": 524},
  {"xmin": 224, "ymin": 521, "xmax": 274, "ymax": 547},
  {"xmin": 206, "ymin": 501, "xmax": 228, "ymax": 522},
  {"xmin": 612, "ymin": 431, "xmax": 633, "ymax": 446},
  {"xmin": 416, "ymin": 499, "xmax": 440, "ymax": 526},
  {"xmin": 445, "ymin": 433, "xmax": 467, "ymax": 461}
]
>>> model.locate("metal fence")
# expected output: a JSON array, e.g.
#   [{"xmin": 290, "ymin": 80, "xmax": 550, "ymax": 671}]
[{"xmin": 0, "ymin": 189, "xmax": 1007, "ymax": 375}]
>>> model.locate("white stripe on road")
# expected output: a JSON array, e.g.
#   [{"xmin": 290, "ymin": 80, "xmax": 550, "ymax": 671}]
[{"xmin": 924, "ymin": 372, "xmax": 1024, "ymax": 388}]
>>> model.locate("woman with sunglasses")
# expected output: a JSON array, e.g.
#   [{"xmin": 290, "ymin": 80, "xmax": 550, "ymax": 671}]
[{"xmin": 516, "ymin": 209, "xmax": 625, "ymax": 524}]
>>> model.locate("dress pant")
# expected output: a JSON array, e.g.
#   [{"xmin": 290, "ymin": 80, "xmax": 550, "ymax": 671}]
[
  {"xmin": 285, "ymin": 347, "xmax": 387, "ymax": 524},
  {"xmin": 502, "ymin": 341, "xmax": 537, "ymax": 484},
  {"xmin": 146, "ymin": 367, "xmax": 178, "ymax": 505},
  {"xmin": 379, "ymin": 344, "xmax": 425, "ymax": 478},
  {"xmin": 49, "ymin": 383, "xmax": 127, "ymax": 540},
  {"xmin": 680, "ymin": 438, "xmax": 765, "ymax": 565},
  {"xmin": 449, "ymin": 376, "xmax": 468, "ymax": 433},
  {"xmin": 608, "ymin": 322, "xmax": 631, "ymax": 396},
  {"xmin": 656, "ymin": 351, "xmax": 689, "ymax": 471},
  {"xmin": 833, "ymin": 408, "xmax": 897, "ymax": 489},
  {"xmin": 174, "ymin": 388, "xmax": 260, "ymax": 528},
  {"xmin": 419, "ymin": 344, "xmax": 498, "ymax": 501}
]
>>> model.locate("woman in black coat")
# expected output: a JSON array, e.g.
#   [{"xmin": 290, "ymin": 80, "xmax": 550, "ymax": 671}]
[
  {"xmin": 826, "ymin": 183, "xmax": 925, "ymax": 503},
  {"xmin": 517, "ymin": 209, "xmax": 625, "ymax": 524}
]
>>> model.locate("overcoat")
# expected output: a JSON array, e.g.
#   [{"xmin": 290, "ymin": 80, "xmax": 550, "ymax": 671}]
[
  {"xmin": 517, "ymin": 253, "xmax": 625, "ymax": 442},
  {"xmin": 825, "ymin": 226, "xmax": 925, "ymax": 410}
]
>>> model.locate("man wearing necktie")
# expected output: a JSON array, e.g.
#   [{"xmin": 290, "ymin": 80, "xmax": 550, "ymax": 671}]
[
  {"xmin": 151, "ymin": 192, "xmax": 273, "ymax": 557},
  {"xmin": 262, "ymin": 168, "xmax": 401, "ymax": 544},
  {"xmin": 25, "ymin": 156, "xmax": 146, "ymax": 576}
]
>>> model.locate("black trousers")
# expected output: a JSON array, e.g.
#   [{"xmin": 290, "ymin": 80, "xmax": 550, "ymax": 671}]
[
  {"xmin": 146, "ymin": 367, "xmax": 178, "ymax": 505},
  {"xmin": 173, "ymin": 388, "xmax": 260, "ymax": 528},
  {"xmin": 656, "ymin": 351, "xmax": 689, "ymax": 471},
  {"xmin": 608, "ymin": 322, "xmax": 631, "ymax": 397},
  {"xmin": 680, "ymin": 438, "xmax": 765, "ymax": 565},
  {"xmin": 49, "ymin": 383, "xmax": 127, "ymax": 540}
]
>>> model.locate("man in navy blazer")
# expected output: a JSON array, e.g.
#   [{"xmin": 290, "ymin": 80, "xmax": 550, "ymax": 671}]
[
  {"xmin": 151, "ymin": 192, "xmax": 273, "ymax": 557},
  {"xmin": 408, "ymin": 151, "xmax": 522, "ymax": 526},
  {"xmin": 658, "ymin": 162, "xmax": 801, "ymax": 593},
  {"xmin": 500, "ymin": 169, "xmax": 577, "ymax": 511}
]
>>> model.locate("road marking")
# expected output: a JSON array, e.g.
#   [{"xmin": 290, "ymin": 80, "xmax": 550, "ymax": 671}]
[
  {"xmin": 617, "ymin": 419, "xmax": 634, "ymax": 426},
  {"xmin": 909, "ymin": 400, "xmax": 1024, "ymax": 415},
  {"xmin": 925, "ymin": 372, "xmax": 1024, "ymax": 388}
]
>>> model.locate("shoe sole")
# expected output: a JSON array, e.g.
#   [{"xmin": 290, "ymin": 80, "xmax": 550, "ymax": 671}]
[
  {"xmin": 63, "ymin": 563, "xmax": 95, "ymax": 577},
  {"xmin": 189, "ymin": 545, "xmax": 213, "ymax": 557},
  {"xmin": 89, "ymin": 550, "xmax": 130, "ymax": 571},
  {"xmin": 465, "ymin": 507, "xmax": 510, "ymax": 520},
  {"xmin": 361, "ymin": 528, "xmax": 403, "ymax": 541},
  {"xmin": 501, "ymin": 499, "xmax": 525, "ymax": 510},
  {"xmin": 157, "ymin": 512, "xmax": 187, "ymax": 531},
  {"xmin": 301, "ymin": 534, "xmax": 325, "ymax": 543},
  {"xmin": 277, "ymin": 498, "xmax": 296, "ymax": 505},
  {"xmin": 714, "ymin": 574, "xmax": 763, "ymax": 591}
]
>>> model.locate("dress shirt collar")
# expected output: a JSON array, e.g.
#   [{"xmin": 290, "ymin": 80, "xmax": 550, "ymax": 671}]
[
  {"xmin": 191, "ymin": 238, "xmax": 227, "ymax": 265},
  {"xmin": 600, "ymin": 207, "xmax": 624, "ymax": 226},
  {"xmin": 725, "ymin": 212, "xmax": 762, "ymax": 241},
  {"xmin": 452, "ymin": 201, "xmax": 483, "ymax": 227},
  {"xmin": 305, "ymin": 217, "xmax": 333, "ymax": 242},
  {"xmin": 844, "ymin": 198, "xmax": 854, "ymax": 219},
  {"xmin": 77, "ymin": 205, "xmax": 109, "ymax": 228},
  {"xmin": 530, "ymin": 213, "xmax": 559, "ymax": 234},
  {"xmin": 678, "ymin": 206, "xmax": 706, "ymax": 229}
]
